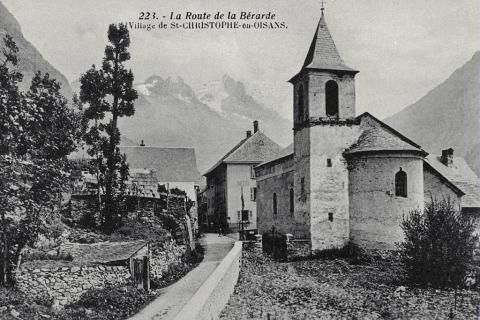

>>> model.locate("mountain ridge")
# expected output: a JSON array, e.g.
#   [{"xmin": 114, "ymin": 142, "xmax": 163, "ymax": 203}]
[
  {"xmin": 0, "ymin": 1, "xmax": 73, "ymax": 97},
  {"xmin": 385, "ymin": 51, "xmax": 480, "ymax": 175}
]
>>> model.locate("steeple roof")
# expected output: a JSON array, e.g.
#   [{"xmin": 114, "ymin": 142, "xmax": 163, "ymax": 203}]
[{"xmin": 291, "ymin": 10, "xmax": 357, "ymax": 82}]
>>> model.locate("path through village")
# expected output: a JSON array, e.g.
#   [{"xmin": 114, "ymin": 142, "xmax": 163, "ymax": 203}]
[{"xmin": 129, "ymin": 233, "xmax": 235, "ymax": 320}]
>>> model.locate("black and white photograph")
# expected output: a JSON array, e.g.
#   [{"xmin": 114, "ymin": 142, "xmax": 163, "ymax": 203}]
[{"xmin": 0, "ymin": 0, "xmax": 479, "ymax": 319}]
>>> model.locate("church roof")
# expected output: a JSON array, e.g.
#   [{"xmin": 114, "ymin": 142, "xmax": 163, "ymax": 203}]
[
  {"xmin": 424, "ymin": 155, "xmax": 480, "ymax": 208},
  {"xmin": 204, "ymin": 131, "xmax": 282, "ymax": 176},
  {"xmin": 344, "ymin": 112, "xmax": 428, "ymax": 157},
  {"xmin": 290, "ymin": 11, "xmax": 357, "ymax": 82},
  {"xmin": 120, "ymin": 146, "xmax": 202, "ymax": 183}
]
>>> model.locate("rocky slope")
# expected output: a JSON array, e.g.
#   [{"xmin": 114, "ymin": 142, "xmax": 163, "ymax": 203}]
[
  {"xmin": 0, "ymin": 1, "xmax": 73, "ymax": 97},
  {"xmin": 385, "ymin": 52, "xmax": 480, "ymax": 175}
]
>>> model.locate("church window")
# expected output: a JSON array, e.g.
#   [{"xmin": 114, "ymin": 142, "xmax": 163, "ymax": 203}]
[
  {"xmin": 298, "ymin": 85, "xmax": 304, "ymax": 123},
  {"xmin": 328, "ymin": 212, "xmax": 333, "ymax": 222},
  {"xmin": 395, "ymin": 168, "xmax": 407, "ymax": 198},
  {"xmin": 289, "ymin": 188, "xmax": 294, "ymax": 215},
  {"xmin": 250, "ymin": 165, "xmax": 255, "ymax": 179},
  {"xmin": 327, "ymin": 158, "xmax": 332, "ymax": 167},
  {"xmin": 273, "ymin": 193, "xmax": 278, "ymax": 215},
  {"xmin": 325, "ymin": 80, "xmax": 339, "ymax": 118}
]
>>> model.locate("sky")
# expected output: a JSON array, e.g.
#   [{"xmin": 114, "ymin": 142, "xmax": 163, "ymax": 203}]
[{"xmin": 3, "ymin": 0, "xmax": 479, "ymax": 120}]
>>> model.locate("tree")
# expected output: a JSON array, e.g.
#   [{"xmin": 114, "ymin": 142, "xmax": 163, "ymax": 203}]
[
  {"xmin": 80, "ymin": 23, "xmax": 138, "ymax": 232},
  {"xmin": 399, "ymin": 198, "xmax": 478, "ymax": 288},
  {"xmin": 0, "ymin": 35, "xmax": 82, "ymax": 285}
]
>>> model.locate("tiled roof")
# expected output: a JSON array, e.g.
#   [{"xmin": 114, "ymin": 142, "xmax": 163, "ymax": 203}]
[
  {"xmin": 120, "ymin": 146, "xmax": 201, "ymax": 183},
  {"xmin": 424, "ymin": 155, "xmax": 480, "ymax": 208},
  {"xmin": 345, "ymin": 113, "xmax": 427, "ymax": 157},
  {"xmin": 204, "ymin": 131, "xmax": 282, "ymax": 176},
  {"xmin": 59, "ymin": 240, "xmax": 148, "ymax": 264}
]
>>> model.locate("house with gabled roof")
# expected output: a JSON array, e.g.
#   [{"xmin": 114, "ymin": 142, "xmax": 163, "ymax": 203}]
[
  {"xmin": 254, "ymin": 9, "xmax": 480, "ymax": 251},
  {"xmin": 204, "ymin": 121, "xmax": 282, "ymax": 232},
  {"xmin": 120, "ymin": 146, "xmax": 202, "ymax": 233}
]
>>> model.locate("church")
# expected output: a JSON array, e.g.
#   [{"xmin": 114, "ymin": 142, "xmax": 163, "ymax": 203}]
[{"xmin": 254, "ymin": 9, "xmax": 480, "ymax": 250}]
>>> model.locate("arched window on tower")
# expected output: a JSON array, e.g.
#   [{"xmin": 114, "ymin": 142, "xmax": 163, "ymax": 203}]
[
  {"xmin": 297, "ymin": 85, "xmax": 304, "ymax": 123},
  {"xmin": 395, "ymin": 168, "xmax": 407, "ymax": 198},
  {"xmin": 325, "ymin": 80, "xmax": 339, "ymax": 118}
]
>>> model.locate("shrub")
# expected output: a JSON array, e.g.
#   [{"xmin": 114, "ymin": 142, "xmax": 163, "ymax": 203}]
[
  {"xmin": 66, "ymin": 285, "xmax": 154, "ymax": 319},
  {"xmin": 399, "ymin": 198, "xmax": 478, "ymax": 288}
]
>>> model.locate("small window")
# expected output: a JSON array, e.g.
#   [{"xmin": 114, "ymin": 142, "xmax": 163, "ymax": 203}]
[
  {"xmin": 289, "ymin": 188, "xmax": 294, "ymax": 215},
  {"xmin": 395, "ymin": 168, "xmax": 407, "ymax": 198},
  {"xmin": 327, "ymin": 158, "xmax": 332, "ymax": 167},
  {"xmin": 250, "ymin": 187, "xmax": 257, "ymax": 201},
  {"xmin": 328, "ymin": 212, "xmax": 333, "ymax": 222},
  {"xmin": 301, "ymin": 177, "xmax": 305, "ymax": 194},
  {"xmin": 250, "ymin": 165, "xmax": 255, "ymax": 179},
  {"xmin": 273, "ymin": 193, "xmax": 277, "ymax": 215}
]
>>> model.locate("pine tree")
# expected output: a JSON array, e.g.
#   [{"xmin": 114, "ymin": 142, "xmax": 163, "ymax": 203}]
[{"xmin": 80, "ymin": 24, "xmax": 138, "ymax": 232}]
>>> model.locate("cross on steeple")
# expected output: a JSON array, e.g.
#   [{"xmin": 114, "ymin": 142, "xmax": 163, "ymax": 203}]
[{"xmin": 321, "ymin": 0, "xmax": 325, "ymax": 14}]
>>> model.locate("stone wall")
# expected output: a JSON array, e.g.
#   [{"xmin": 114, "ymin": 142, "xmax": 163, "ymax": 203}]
[
  {"xmin": 424, "ymin": 166, "xmax": 461, "ymax": 207},
  {"xmin": 256, "ymin": 159, "xmax": 295, "ymax": 235},
  {"xmin": 348, "ymin": 154, "xmax": 424, "ymax": 250},
  {"xmin": 309, "ymin": 124, "xmax": 362, "ymax": 251},
  {"xmin": 293, "ymin": 127, "xmax": 312, "ymax": 239},
  {"xmin": 150, "ymin": 240, "xmax": 187, "ymax": 280},
  {"xmin": 15, "ymin": 262, "xmax": 131, "ymax": 308},
  {"xmin": 174, "ymin": 241, "xmax": 242, "ymax": 320}
]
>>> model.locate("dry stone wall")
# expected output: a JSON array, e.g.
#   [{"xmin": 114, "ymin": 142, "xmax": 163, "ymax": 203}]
[
  {"xmin": 15, "ymin": 264, "xmax": 131, "ymax": 308},
  {"xmin": 150, "ymin": 240, "xmax": 187, "ymax": 280}
]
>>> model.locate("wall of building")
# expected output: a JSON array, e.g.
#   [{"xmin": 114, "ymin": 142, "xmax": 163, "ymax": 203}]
[
  {"xmin": 309, "ymin": 124, "xmax": 362, "ymax": 251},
  {"xmin": 174, "ymin": 241, "xmax": 242, "ymax": 320},
  {"xmin": 423, "ymin": 168, "xmax": 461, "ymax": 208},
  {"xmin": 205, "ymin": 166, "xmax": 227, "ymax": 229},
  {"xmin": 226, "ymin": 164, "xmax": 258, "ymax": 231},
  {"xmin": 256, "ymin": 158, "xmax": 295, "ymax": 235},
  {"xmin": 293, "ymin": 128, "xmax": 312, "ymax": 238},
  {"xmin": 348, "ymin": 154, "xmax": 424, "ymax": 250},
  {"xmin": 307, "ymin": 72, "xmax": 356, "ymax": 119},
  {"xmin": 15, "ymin": 263, "xmax": 131, "ymax": 308}
]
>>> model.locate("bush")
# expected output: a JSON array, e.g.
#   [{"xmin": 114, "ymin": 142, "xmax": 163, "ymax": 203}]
[
  {"xmin": 399, "ymin": 198, "xmax": 478, "ymax": 288},
  {"xmin": 66, "ymin": 285, "xmax": 154, "ymax": 320}
]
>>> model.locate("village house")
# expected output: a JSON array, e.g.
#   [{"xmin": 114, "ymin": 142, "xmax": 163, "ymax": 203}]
[
  {"xmin": 204, "ymin": 121, "xmax": 282, "ymax": 233},
  {"xmin": 255, "ymin": 10, "xmax": 480, "ymax": 251},
  {"xmin": 120, "ymin": 145, "xmax": 202, "ymax": 226}
]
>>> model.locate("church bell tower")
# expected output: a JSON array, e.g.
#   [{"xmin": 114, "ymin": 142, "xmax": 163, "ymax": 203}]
[{"xmin": 291, "ymin": 7, "xmax": 360, "ymax": 251}]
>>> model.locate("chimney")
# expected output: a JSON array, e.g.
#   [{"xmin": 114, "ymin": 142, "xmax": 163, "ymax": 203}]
[
  {"xmin": 253, "ymin": 120, "xmax": 259, "ymax": 133},
  {"xmin": 441, "ymin": 148, "xmax": 454, "ymax": 166},
  {"xmin": 140, "ymin": 139, "xmax": 145, "ymax": 146},
  {"xmin": 246, "ymin": 130, "xmax": 252, "ymax": 138}
]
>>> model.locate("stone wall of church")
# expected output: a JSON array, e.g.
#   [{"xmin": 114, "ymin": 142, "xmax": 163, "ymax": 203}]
[
  {"xmin": 423, "ymin": 167, "xmax": 461, "ymax": 208},
  {"xmin": 348, "ymin": 154, "xmax": 424, "ymax": 250},
  {"xmin": 294, "ymin": 128, "xmax": 312, "ymax": 239},
  {"xmin": 309, "ymin": 124, "xmax": 362, "ymax": 251},
  {"xmin": 307, "ymin": 72, "xmax": 356, "ymax": 119},
  {"xmin": 256, "ymin": 162, "xmax": 295, "ymax": 235}
]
